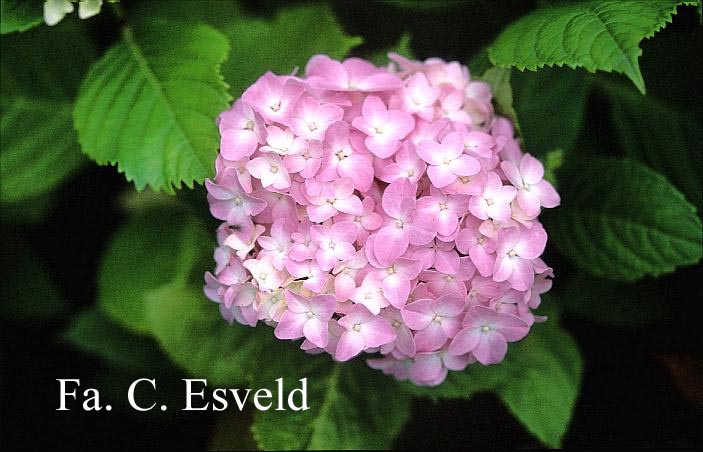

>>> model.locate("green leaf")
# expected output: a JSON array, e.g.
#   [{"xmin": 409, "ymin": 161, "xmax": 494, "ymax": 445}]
[
  {"xmin": 98, "ymin": 208, "xmax": 211, "ymax": 334},
  {"xmin": 488, "ymin": 0, "xmax": 694, "ymax": 94},
  {"xmin": 384, "ymin": 0, "xmax": 466, "ymax": 9},
  {"xmin": 559, "ymin": 274, "xmax": 673, "ymax": 327},
  {"xmin": 73, "ymin": 19, "xmax": 231, "ymax": 193},
  {"xmin": 252, "ymin": 361, "xmax": 411, "ymax": 450},
  {"xmin": 1, "ymin": 0, "xmax": 42, "ymax": 34},
  {"xmin": 0, "ymin": 191, "xmax": 55, "ymax": 224},
  {"xmin": 0, "ymin": 234, "xmax": 66, "ymax": 321},
  {"xmin": 63, "ymin": 307, "xmax": 174, "ymax": 374},
  {"xmin": 497, "ymin": 305, "xmax": 583, "ymax": 448},
  {"xmin": 599, "ymin": 78, "xmax": 702, "ymax": 211},
  {"xmin": 144, "ymin": 284, "xmax": 262, "ymax": 386},
  {"xmin": 543, "ymin": 148, "xmax": 564, "ymax": 187},
  {"xmin": 546, "ymin": 156, "xmax": 703, "ymax": 281},
  {"xmin": 220, "ymin": 3, "xmax": 362, "ymax": 97},
  {"xmin": 1, "ymin": 18, "xmax": 92, "ymax": 204},
  {"xmin": 403, "ymin": 303, "xmax": 582, "ymax": 448},
  {"xmin": 511, "ymin": 67, "xmax": 592, "ymax": 156},
  {"xmin": 1, "ymin": 97, "xmax": 85, "ymax": 203}
]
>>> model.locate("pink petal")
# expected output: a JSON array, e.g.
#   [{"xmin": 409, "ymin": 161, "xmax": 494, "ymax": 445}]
[
  {"xmin": 303, "ymin": 318, "xmax": 329, "ymax": 348},
  {"xmin": 414, "ymin": 321, "xmax": 447, "ymax": 352},
  {"xmin": 500, "ymin": 160, "xmax": 523, "ymax": 188},
  {"xmin": 274, "ymin": 311, "xmax": 307, "ymax": 340},
  {"xmin": 472, "ymin": 331, "xmax": 508, "ymax": 365},
  {"xmin": 517, "ymin": 189, "xmax": 541, "ymax": 217},
  {"xmin": 335, "ymin": 330, "xmax": 365, "ymax": 361},
  {"xmin": 469, "ymin": 245, "xmax": 496, "ymax": 277},
  {"xmin": 401, "ymin": 299, "xmax": 434, "ymax": 330},
  {"xmin": 427, "ymin": 164, "xmax": 457, "ymax": 188},
  {"xmin": 415, "ymin": 140, "xmax": 443, "ymax": 165},
  {"xmin": 449, "ymin": 154, "xmax": 481, "ymax": 177},
  {"xmin": 520, "ymin": 153, "xmax": 544, "ymax": 185},
  {"xmin": 220, "ymin": 129, "xmax": 258, "ymax": 161},
  {"xmin": 381, "ymin": 273, "xmax": 411, "ymax": 309},
  {"xmin": 333, "ymin": 195, "xmax": 363, "ymax": 215},
  {"xmin": 331, "ymin": 220, "xmax": 359, "ymax": 243},
  {"xmin": 532, "ymin": 180, "xmax": 561, "ymax": 208},
  {"xmin": 334, "ymin": 242, "xmax": 356, "ymax": 261},
  {"xmin": 361, "ymin": 316, "xmax": 397, "ymax": 347},
  {"xmin": 448, "ymin": 326, "xmax": 481, "ymax": 356},
  {"xmin": 373, "ymin": 226, "xmax": 410, "ymax": 267}
]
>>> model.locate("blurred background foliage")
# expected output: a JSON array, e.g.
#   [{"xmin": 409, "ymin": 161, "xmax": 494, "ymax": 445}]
[{"xmin": 1, "ymin": 0, "xmax": 701, "ymax": 449}]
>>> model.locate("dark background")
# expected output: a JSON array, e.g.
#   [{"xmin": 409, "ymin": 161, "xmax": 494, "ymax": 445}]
[{"xmin": 1, "ymin": 0, "xmax": 701, "ymax": 449}]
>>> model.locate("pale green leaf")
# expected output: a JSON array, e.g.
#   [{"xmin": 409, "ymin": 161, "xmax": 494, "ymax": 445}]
[
  {"xmin": 546, "ymin": 156, "xmax": 703, "ymax": 281},
  {"xmin": 63, "ymin": 307, "xmax": 174, "ymax": 374},
  {"xmin": 252, "ymin": 362, "xmax": 411, "ymax": 450},
  {"xmin": 220, "ymin": 3, "xmax": 362, "ymax": 97},
  {"xmin": 98, "ymin": 208, "xmax": 212, "ymax": 334},
  {"xmin": 543, "ymin": 148, "xmax": 564, "ymax": 187},
  {"xmin": 599, "ymin": 78, "xmax": 702, "ymax": 211},
  {"xmin": 0, "ymin": 0, "xmax": 42, "ymax": 34},
  {"xmin": 488, "ymin": 0, "xmax": 694, "ymax": 93},
  {"xmin": 73, "ymin": 19, "xmax": 231, "ymax": 193}
]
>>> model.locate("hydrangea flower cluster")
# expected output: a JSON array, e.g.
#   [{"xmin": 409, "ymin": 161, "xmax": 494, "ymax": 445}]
[{"xmin": 204, "ymin": 53, "xmax": 560, "ymax": 386}]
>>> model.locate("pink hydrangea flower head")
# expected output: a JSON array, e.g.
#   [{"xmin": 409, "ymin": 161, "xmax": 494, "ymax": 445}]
[{"xmin": 204, "ymin": 53, "xmax": 560, "ymax": 386}]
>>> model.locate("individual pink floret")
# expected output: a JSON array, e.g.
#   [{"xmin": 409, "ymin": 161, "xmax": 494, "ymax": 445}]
[
  {"xmin": 352, "ymin": 95, "xmax": 415, "ymax": 158},
  {"xmin": 335, "ymin": 304, "xmax": 397, "ymax": 361},
  {"xmin": 448, "ymin": 305, "xmax": 529, "ymax": 365},
  {"xmin": 274, "ymin": 290, "xmax": 337, "ymax": 348},
  {"xmin": 501, "ymin": 153, "xmax": 560, "ymax": 216}
]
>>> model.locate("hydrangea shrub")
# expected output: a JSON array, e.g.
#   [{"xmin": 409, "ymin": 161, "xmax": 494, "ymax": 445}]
[{"xmin": 204, "ymin": 54, "xmax": 560, "ymax": 386}]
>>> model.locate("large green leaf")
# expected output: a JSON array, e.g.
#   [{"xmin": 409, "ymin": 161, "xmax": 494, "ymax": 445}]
[
  {"xmin": 402, "ymin": 303, "xmax": 582, "ymax": 448},
  {"xmin": 220, "ymin": 3, "xmax": 362, "ymax": 97},
  {"xmin": 546, "ymin": 156, "xmax": 702, "ymax": 281},
  {"xmin": 559, "ymin": 274, "xmax": 673, "ymax": 327},
  {"xmin": 98, "ymin": 207, "xmax": 211, "ymax": 334},
  {"xmin": 144, "ymin": 284, "xmax": 268, "ymax": 386},
  {"xmin": 0, "ymin": 234, "xmax": 66, "ymax": 321},
  {"xmin": 599, "ymin": 78, "xmax": 702, "ymax": 211},
  {"xmin": 1, "ymin": 18, "xmax": 92, "ymax": 204},
  {"xmin": 73, "ymin": 19, "xmax": 231, "ymax": 193},
  {"xmin": 488, "ymin": 0, "xmax": 697, "ymax": 94},
  {"xmin": 0, "ymin": 0, "xmax": 42, "ymax": 34},
  {"xmin": 63, "ymin": 307, "xmax": 174, "ymax": 374},
  {"xmin": 497, "ymin": 307, "xmax": 582, "ymax": 449},
  {"xmin": 511, "ymin": 67, "xmax": 592, "ymax": 156},
  {"xmin": 252, "ymin": 361, "xmax": 411, "ymax": 450}
]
